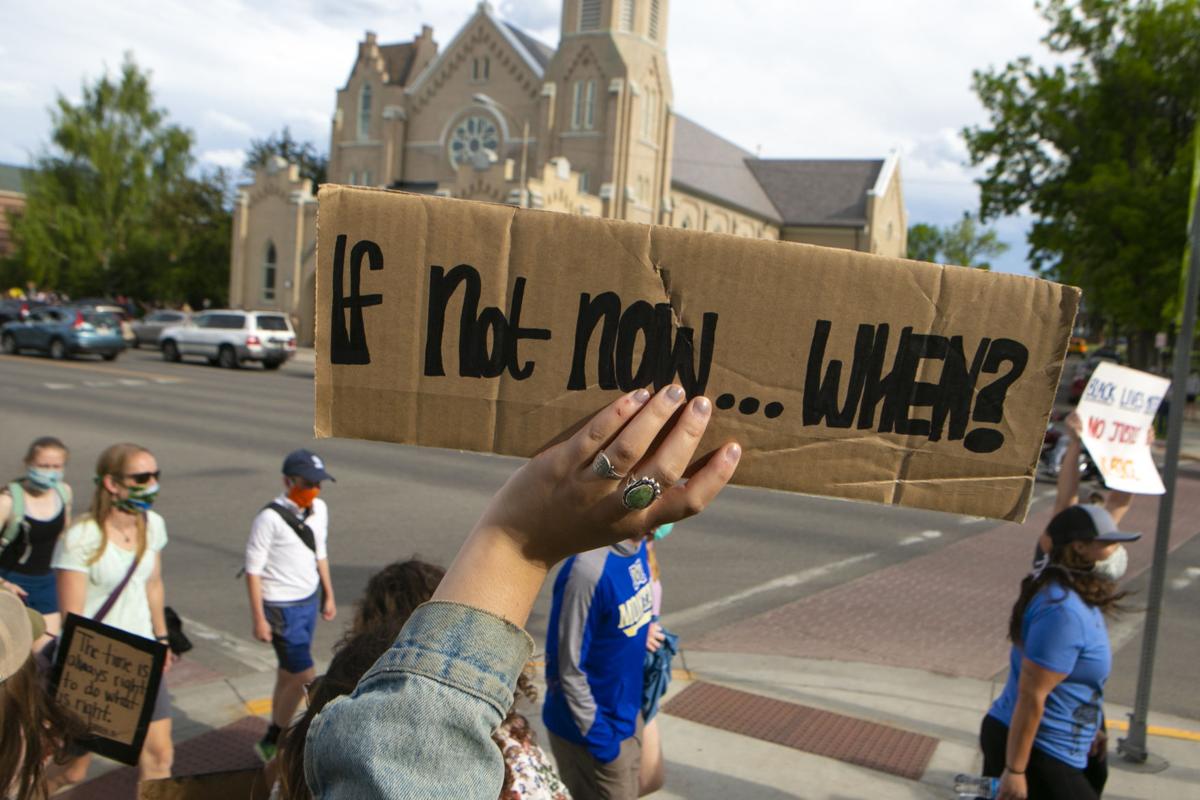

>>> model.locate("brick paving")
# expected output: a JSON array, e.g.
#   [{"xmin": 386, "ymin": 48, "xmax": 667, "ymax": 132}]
[
  {"xmin": 663, "ymin": 681, "xmax": 938, "ymax": 780},
  {"xmin": 693, "ymin": 475, "xmax": 1200, "ymax": 680}
]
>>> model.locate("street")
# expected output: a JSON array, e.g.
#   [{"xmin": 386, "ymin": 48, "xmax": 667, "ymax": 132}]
[{"xmin": 3, "ymin": 347, "xmax": 1198, "ymax": 731}]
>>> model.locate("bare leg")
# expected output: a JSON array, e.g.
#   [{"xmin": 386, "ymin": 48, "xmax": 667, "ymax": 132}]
[
  {"xmin": 638, "ymin": 717, "xmax": 664, "ymax": 796},
  {"xmin": 139, "ymin": 717, "xmax": 174, "ymax": 781},
  {"xmin": 272, "ymin": 666, "xmax": 315, "ymax": 728}
]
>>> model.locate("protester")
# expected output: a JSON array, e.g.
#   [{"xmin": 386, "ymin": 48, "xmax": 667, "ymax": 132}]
[
  {"xmin": 50, "ymin": 443, "xmax": 175, "ymax": 784},
  {"xmin": 0, "ymin": 437, "xmax": 73, "ymax": 633},
  {"xmin": 542, "ymin": 527, "xmax": 653, "ymax": 800},
  {"xmin": 245, "ymin": 449, "xmax": 337, "ymax": 762},
  {"xmin": 639, "ymin": 523, "xmax": 679, "ymax": 797},
  {"xmin": 304, "ymin": 385, "xmax": 739, "ymax": 799},
  {"xmin": 1, "ymin": 590, "xmax": 86, "ymax": 800},
  {"xmin": 982, "ymin": 504, "xmax": 1140, "ymax": 799},
  {"xmin": 277, "ymin": 558, "xmax": 570, "ymax": 800}
]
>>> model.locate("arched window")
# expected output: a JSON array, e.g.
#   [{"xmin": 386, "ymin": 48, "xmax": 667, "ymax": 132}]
[
  {"xmin": 358, "ymin": 84, "xmax": 372, "ymax": 141},
  {"xmin": 263, "ymin": 242, "xmax": 277, "ymax": 301}
]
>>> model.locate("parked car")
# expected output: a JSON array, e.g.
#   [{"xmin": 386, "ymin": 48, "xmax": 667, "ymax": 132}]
[
  {"xmin": 159, "ymin": 310, "xmax": 296, "ymax": 369},
  {"xmin": 131, "ymin": 309, "xmax": 190, "ymax": 348},
  {"xmin": 1, "ymin": 307, "xmax": 126, "ymax": 360},
  {"xmin": 73, "ymin": 303, "xmax": 136, "ymax": 345},
  {"xmin": 0, "ymin": 299, "xmax": 48, "ymax": 326}
]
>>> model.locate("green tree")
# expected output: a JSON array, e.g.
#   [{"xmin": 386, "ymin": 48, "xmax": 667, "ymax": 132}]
[
  {"xmin": 907, "ymin": 213, "xmax": 1009, "ymax": 268},
  {"xmin": 964, "ymin": 0, "xmax": 1200, "ymax": 366},
  {"xmin": 9, "ymin": 54, "xmax": 229, "ymax": 304},
  {"xmin": 244, "ymin": 127, "xmax": 327, "ymax": 191},
  {"xmin": 907, "ymin": 223, "xmax": 943, "ymax": 262}
]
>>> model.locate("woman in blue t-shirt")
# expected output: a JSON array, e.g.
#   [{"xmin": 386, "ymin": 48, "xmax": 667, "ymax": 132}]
[{"xmin": 982, "ymin": 504, "xmax": 1139, "ymax": 799}]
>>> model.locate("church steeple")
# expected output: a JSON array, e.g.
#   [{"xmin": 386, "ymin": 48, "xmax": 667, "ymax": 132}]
[
  {"xmin": 545, "ymin": 0, "xmax": 673, "ymax": 222},
  {"xmin": 560, "ymin": 0, "xmax": 668, "ymax": 45}
]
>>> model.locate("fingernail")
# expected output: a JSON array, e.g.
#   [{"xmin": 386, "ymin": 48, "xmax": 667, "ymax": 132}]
[
  {"xmin": 725, "ymin": 443, "xmax": 742, "ymax": 464},
  {"xmin": 666, "ymin": 385, "xmax": 685, "ymax": 402},
  {"xmin": 693, "ymin": 396, "xmax": 711, "ymax": 417},
  {"xmin": 633, "ymin": 388, "xmax": 651, "ymax": 404}
]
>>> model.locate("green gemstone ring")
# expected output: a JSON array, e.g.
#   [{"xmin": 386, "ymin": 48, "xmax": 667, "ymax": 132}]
[{"xmin": 621, "ymin": 476, "xmax": 662, "ymax": 511}]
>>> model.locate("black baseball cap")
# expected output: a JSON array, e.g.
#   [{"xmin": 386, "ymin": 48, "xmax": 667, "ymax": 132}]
[
  {"xmin": 282, "ymin": 449, "xmax": 335, "ymax": 483},
  {"xmin": 1047, "ymin": 504, "xmax": 1140, "ymax": 547}
]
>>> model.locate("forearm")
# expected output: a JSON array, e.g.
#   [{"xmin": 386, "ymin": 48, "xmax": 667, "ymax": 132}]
[
  {"xmin": 431, "ymin": 525, "xmax": 550, "ymax": 629},
  {"xmin": 146, "ymin": 578, "xmax": 167, "ymax": 637},
  {"xmin": 1005, "ymin": 691, "xmax": 1045, "ymax": 772},
  {"xmin": 1055, "ymin": 437, "xmax": 1083, "ymax": 511},
  {"xmin": 316, "ymin": 559, "xmax": 335, "ymax": 603},
  {"xmin": 245, "ymin": 574, "xmax": 266, "ymax": 622}
]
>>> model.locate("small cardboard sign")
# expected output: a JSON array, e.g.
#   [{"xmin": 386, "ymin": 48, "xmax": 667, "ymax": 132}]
[
  {"xmin": 314, "ymin": 187, "xmax": 1081, "ymax": 521},
  {"xmin": 1077, "ymin": 362, "xmax": 1169, "ymax": 494},
  {"xmin": 51, "ymin": 613, "xmax": 167, "ymax": 765}
]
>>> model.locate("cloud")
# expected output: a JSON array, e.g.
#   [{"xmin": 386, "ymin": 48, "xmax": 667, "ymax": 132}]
[
  {"xmin": 203, "ymin": 110, "xmax": 254, "ymax": 137},
  {"xmin": 199, "ymin": 148, "xmax": 246, "ymax": 170}
]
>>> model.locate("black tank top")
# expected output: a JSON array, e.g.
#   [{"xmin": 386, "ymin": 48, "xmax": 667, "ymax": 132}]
[{"xmin": 0, "ymin": 503, "xmax": 66, "ymax": 574}]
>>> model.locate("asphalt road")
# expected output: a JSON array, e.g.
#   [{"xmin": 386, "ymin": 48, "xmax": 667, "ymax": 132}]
[{"xmin": 1, "ymin": 347, "xmax": 1197, "ymax": 723}]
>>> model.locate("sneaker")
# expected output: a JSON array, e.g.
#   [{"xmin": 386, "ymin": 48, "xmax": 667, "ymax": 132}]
[{"xmin": 254, "ymin": 738, "xmax": 277, "ymax": 763}]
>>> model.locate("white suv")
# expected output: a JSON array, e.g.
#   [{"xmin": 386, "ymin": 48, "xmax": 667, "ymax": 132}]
[{"xmin": 159, "ymin": 310, "xmax": 297, "ymax": 370}]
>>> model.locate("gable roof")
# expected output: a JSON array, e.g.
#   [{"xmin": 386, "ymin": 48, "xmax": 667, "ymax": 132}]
[
  {"xmin": 747, "ymin": 159, "xmax": 883, "ymax": 228},
  {"xmin": 0, "ymin": 163, "xmax": 31, "ymax": 195},
  {"xmin": 670, "ymin": 115, "xmax": 780, "ymax": 223},
  {"xmin": 379, "ymin": 42, "xmax": 420, "ymax": 85},
  {"xmin": 503, "ymin": 23, "xmax": 554, "ymax": 71}
]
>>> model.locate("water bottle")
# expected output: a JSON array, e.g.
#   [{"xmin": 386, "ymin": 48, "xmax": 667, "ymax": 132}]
[{"xmin": 953, "ymin": 773, "xmax": 999, "ymax": 798}]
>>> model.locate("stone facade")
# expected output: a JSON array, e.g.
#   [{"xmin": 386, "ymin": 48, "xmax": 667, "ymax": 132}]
[{"xmin": 231, "ymin": 0, "xmax": 906, "ymax": 344}]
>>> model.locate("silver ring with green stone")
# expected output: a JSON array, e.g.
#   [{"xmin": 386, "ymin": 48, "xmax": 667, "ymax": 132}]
[{"xmin": 621, "ymin": 476, "xmax": 662, "ymax": 511}]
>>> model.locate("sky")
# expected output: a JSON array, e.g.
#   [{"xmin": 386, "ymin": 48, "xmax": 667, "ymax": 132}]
[{"xmin": 0, "ymin": 0, "xmax": 1055, "ymax": 275}]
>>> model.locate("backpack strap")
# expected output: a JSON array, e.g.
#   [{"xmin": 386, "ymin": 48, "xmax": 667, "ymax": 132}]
[
  {"xmin": 1, "ymin": 482, "xmax": 26, "ymax": 550},
  {"xmin": 266, "ymin": 503, "xmax": 317, "ymax": 555}
]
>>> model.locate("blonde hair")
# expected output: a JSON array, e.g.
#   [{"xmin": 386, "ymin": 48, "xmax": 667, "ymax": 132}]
[{"xmin": 82, "ymin": 443, "xmax": 151, "ymax": 566}]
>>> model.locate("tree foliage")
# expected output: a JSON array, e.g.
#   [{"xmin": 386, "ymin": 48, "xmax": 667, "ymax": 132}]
[
  {"xmin": 964, "ymin": 0, "xmax": 1200, "ymax": 345},
  {"xmin": 8, "ymin": 54, "xmax": 230, "ymax": 306},
  {"xmin": 244, "ymin": 127, "xmax": 327, "ymax": 191},
  {"xmin": 907, "ymin": 213, "xmax": 1010, "ymax": 269}
]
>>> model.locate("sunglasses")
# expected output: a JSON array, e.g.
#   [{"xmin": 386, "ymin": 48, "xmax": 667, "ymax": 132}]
[{"xmin": 124, "ymin": 471, "xmax": 161, "ymax": 485}]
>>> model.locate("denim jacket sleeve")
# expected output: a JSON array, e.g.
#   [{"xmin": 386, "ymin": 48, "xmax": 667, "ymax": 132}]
[{"xmin": 304, "ymin": 600, "xmax": 534, "ymax": 799}]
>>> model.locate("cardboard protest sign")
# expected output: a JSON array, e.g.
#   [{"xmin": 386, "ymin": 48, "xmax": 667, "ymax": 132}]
[
  {"xmin": 1077, "ymin": 362, "xmax": 1169, "ymax": 494},
  {"xmin": 51, "ymin": 613, "xmax": 167, "ymax": 765},
  {"xmin": 314, "ymin": 187, "xmax": 1080, "ymax": 521}
]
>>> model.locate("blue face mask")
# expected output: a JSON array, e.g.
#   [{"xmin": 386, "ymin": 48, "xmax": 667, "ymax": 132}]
[{"xmin": 26, "ymin": 467, "xmax": 63, "ymax": 490}]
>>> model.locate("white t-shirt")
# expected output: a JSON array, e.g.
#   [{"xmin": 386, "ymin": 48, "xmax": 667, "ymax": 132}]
[
  {"xmin": 51, "ymin": 512, "xmax": 168, "ymax": 641},
  {"xmin": 244, "ymin": 494, "xmax": 328, "ymax": 603}
]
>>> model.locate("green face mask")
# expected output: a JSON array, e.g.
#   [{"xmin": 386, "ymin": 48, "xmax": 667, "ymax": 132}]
[{"xmin": 115, "ymin": 483, "xmax": 159, "ymax": 513}]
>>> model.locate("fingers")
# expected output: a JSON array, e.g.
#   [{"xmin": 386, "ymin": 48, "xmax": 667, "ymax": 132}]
[
  {"xmin": 568, "ymin": 388, "xmax": 653, "ymax": 466},
  {"xmin": 638, "ymin": 397, "xmax": 712, "ymax": 486},
  {"xmin": 601, "ymin": 386, "xmax": 689, "ymax": 476},
  {"xmin": 648, "ymin": 442, "xmax": 741, "ymax": 526}
]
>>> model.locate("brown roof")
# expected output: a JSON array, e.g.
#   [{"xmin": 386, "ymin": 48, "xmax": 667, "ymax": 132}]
[
  {"xmin": 379, "ymin": 42, "xmax": 419, "ymax": 85},
  {"xmin": 747, "ymin": 159, "xmax": 883, "ymax": 228},
  {"xmin": 670, "ymin": 115, "xmax": 780, "ymax": 223}
]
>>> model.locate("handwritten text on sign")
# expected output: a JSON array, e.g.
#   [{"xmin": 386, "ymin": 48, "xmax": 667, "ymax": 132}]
[
  {"xmin": 1077, "ymin": 362, "xmax": 1169, "ymax": 494},
  {"xmin": 330, "ymin": 240, "xmax": 1029, "ymax": 454}
]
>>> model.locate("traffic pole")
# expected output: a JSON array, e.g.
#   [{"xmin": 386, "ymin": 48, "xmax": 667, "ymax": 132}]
[{"xmin": 1117, "ymin": 186, "xmax": 1200, "ymax": 763}]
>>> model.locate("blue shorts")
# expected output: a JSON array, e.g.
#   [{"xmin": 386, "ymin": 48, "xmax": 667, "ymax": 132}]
[
  {"xmin": 0, "ymin": 569, "xmax": 58, "ymax": 615},
  {"xmin": 263, "ymin": 591, "xmax": 319, "ymax": 674}
]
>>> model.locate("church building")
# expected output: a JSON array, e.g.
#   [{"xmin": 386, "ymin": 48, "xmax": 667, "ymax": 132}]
[{"xmin": 230, "ymin": 0, "xmax": 908, "ymax": 345}]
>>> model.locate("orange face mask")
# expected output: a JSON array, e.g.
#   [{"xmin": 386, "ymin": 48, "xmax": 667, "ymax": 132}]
[{"xmin": 288, "ymin": 485, "xmax": 320, "ymax": 509}]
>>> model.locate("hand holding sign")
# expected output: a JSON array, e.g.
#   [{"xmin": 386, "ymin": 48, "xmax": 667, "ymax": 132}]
[{"xmin": 1076, "ymin": 362, "xmax": 1169, "ymax": 494}]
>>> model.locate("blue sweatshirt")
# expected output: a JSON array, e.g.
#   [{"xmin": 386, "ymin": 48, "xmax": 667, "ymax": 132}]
[{"xmin": 543, "ymin": 541, "xmax": 652, "ymax": 762}]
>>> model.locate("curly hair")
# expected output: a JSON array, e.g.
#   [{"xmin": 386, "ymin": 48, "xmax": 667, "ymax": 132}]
[
  {"xmin": 344, "ymin": 559, "xmax": 446, "ymax": 644},
  {"xmin": 0, "ymin": 658, "xmax": 88, "ymax": 800},
  {"xmin": 1008, "ymin": 541, "xmax": 1128, "ymax": 646}
]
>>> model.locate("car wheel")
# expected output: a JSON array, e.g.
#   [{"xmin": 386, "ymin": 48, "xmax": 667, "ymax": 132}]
[
  {"xmin": 102, "ymin": 352, "xmax": 119, "ymax": 361},
  {"xmin": 162, "ymin": 340, "xmax": 181, "ymax": 363},
  {"xmin": 1, "ymin": 333, "xmax": 16, "ymax": 355},
  {"xmin": 218, "ymin": 345, "xmax": 239, "ymax": 369},
  {"xmin": 262, "ymin": 359, "xmax": 283, "ymax": 370},
  {"xmin": 49, "ymin": 338, "xmax": 68, "ymax": 360}
]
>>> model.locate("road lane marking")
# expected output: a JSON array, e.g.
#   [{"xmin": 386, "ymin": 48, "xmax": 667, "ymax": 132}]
[
  {"xmin": 44, "ymin": 383, "xmax": 72, "ymax": 390},
  {"xmin": 900, "ymin": 530, "xmax": 943, "ymax": 546},
  {"xmin": 118, "ymin": 378, "xmax": 147, "ymax": 386},
  {"xmin": 0, "ymin": 353, "xmax": 188, "ymax": 383},
  {"xmin": 1169, "ymin": 565, "xmax": 1200, "ymax": 591},
  {"xmin": 180, "ymin": 615, "xmax": 277, "ymax": 672},
  {"xmin": 661, "ymin": 552, "xmax": 879, "ymax": 628},
  {"xmin": 83, "ymin": 380, "xmax": 115, "ymax": 387}
]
